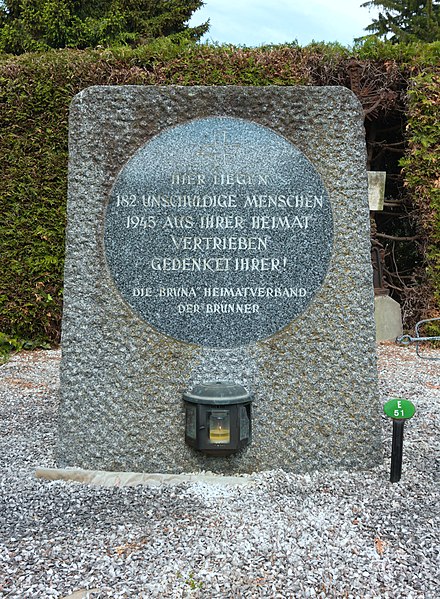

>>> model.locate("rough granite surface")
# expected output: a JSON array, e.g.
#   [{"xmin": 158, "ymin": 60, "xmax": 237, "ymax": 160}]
[{"xmin": 59, "ymin": 85, "xmax": 381, "ymax": 473}]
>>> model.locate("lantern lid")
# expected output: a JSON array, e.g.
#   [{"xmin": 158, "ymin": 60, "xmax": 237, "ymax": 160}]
[{"xmin": 183, "ymin": 381, "xmax": 252, "ymax": 405}]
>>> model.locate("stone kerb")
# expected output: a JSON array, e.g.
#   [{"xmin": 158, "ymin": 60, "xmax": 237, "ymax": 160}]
[{"xmin": 58, "ymin": 85, "xmax": 382, "ymax": 474}]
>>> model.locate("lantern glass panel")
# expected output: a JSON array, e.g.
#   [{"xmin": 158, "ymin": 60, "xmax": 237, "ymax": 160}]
[
  {"xmin": 208, "ymin": 410, "xmax": 230, "ymax": 444},
  {"xmin": 185, "ymin": 404, "xmax": 197, "ymax": 439},
  {"xmin": 239, "ymin": 405, "xmax": 250, "ymax": 441}
]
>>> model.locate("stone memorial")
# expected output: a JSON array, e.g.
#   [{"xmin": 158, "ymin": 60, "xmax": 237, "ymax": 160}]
[{"xmin": 58, "ymin": 86, "xmax": 382, "ymax": 473}]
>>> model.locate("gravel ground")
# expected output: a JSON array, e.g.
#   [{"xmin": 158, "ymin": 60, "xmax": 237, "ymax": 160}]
[{"xmin": 0, "ymin": 344, "xmax": 439, "ymax": 599}]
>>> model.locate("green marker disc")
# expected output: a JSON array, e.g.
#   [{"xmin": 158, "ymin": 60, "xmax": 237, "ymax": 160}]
[{"xmin": 383, "ymin": 398, "xmax": 416, "ymax": 420}]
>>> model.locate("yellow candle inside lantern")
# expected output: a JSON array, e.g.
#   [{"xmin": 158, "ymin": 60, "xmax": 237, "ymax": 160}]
[{"xmin": 209, "ymin": 411, "xmax": 230, "ymax": 444}]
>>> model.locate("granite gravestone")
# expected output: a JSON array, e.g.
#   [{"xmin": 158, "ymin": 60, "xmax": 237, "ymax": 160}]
[{"xmin": 58, "ymin": 86, "xmax": 382, "ymax": 473}]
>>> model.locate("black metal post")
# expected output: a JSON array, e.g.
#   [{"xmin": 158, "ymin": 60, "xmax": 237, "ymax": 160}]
[{"xmin": 390, "ymin": 419, "xmax": 405, "ymax": 483}]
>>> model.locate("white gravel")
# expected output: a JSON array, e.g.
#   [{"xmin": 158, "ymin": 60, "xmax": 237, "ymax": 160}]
[{"xmin": 0, "ymin": 344, "xmax": 439, "ymax": 598}]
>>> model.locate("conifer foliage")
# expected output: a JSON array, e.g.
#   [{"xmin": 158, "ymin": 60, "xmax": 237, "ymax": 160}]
[
  {"xmin": 0, "ymin": 0, "xmax": 208, "ymax": 54},
  {"xmin": 361, "ymin": 0, "xmax": 440, "ymax": 42}
]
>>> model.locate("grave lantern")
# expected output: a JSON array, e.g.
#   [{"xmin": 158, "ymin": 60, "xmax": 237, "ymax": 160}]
[{"xmin": 183, "ymin": 382, "xmax": 252, "ymax": 456}]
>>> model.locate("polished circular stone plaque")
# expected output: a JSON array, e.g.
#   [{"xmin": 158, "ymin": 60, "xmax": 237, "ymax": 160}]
[{"xmin": 104, "ymin": 117, "xmax": 333, "ymax": 347}]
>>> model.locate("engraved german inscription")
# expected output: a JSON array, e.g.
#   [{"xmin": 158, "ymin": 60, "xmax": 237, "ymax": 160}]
[{"xmin": 104, "ymin": 117, "xmax": 333, "ymax": 347}]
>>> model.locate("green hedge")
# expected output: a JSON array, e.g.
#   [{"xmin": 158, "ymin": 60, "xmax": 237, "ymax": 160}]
[
  {"xmin": 1, "ymin": 41, "xmax": 439, "ymax": 344},
  {"xmin": 401, "ymin": 67, "xmax": 440, "ymax": 333}
]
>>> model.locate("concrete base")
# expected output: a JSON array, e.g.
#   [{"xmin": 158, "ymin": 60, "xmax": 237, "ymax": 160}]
[
  {"xmin": 375, "ymin": 295, "xmax": 403, "ymax": 341},
  {"xmin": 35, "ymin": 467, "xmax": 254, "ymax": 488},
  {"xmin": 62, "ymin": 591, "xmax": 99, "ymax": 599}
]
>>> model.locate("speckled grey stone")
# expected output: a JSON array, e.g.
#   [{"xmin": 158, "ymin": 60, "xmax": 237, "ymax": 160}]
[
  {"xmin": 59, "ymin": 85, "xmax": 381, "ymax": 474},
  {"xmin": 104, "ymin": 116, "xmax": 332, "ymax": 347}
]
